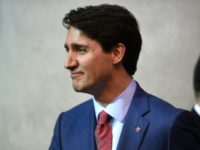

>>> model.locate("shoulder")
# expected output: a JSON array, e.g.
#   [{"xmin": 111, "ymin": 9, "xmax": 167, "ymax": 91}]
[
  {"xmin": 148, "ymin": 93, "xmax": 183, "ymax": 115},
  {"xmin": 49, "ymin": 99, "xmax": 95, "ymax": 149},
  {"xmin": 139, "ymin": 87, "xmax": 200, "ymax": 142},
  {"xmin": 135, "ymin": 83, "xmax": 183, "ymax": 118},
  {"xmin": 52, "ymin": 98, "xmax": 94, "ymax": 132},
  {"xmin": 169, "ymin": 110, "xmax": 200, "ymax": 149},
  {"xmin": 144, "ymin": 93, "xmax": 184, "ymax": 130},
  {"xmin": 60, "ymin": 98, "xmax": 94, "ymax": 120},
  {"xmin": 133, "ymin": 84, "xmax": 186, "ymax": 129}
]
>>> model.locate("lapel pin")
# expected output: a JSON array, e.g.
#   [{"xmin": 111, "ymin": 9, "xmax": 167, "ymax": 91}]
[{"xmin": 135, "ymin": 127, "xmax": 141, "ymax": 133}]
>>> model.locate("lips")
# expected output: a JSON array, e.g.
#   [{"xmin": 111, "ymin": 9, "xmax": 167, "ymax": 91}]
[{"xmin": 70, "ymin": 71, "xmax": 84, "ymax": 79}]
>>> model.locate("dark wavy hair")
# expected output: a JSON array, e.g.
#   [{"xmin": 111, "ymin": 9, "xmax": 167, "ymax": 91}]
[
  {"xmin": 194, "ymin": 56, "xmax": 200, "ymax": 98},
  {"xmin": 63, "ymin": 4, "xmax": 142, "ymax": 75}
]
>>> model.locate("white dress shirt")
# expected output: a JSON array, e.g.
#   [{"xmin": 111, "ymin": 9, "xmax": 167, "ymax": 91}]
[
  {"xmin": 194, "ymin": 103, "xmax": 200, "ymax": 116},
  {"xmin": 93, "ymin": 79, "xmax": 136, "ymax": 150}
]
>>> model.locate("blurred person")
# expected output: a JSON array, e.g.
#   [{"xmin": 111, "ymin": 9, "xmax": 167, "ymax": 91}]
[
  {"xmin": 192, "ymin": 55, "xmax": 200, "ymax": 126},
  {"xmin": 49, "ymin": 4, "xmax": 200, "ymax": 150}
]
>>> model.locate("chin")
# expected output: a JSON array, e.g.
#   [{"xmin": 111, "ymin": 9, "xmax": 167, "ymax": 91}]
[
  {"xmin": 73, "ymin": 85, "xmax": 93, "ymax": 94},
  {"xmin": 72, "ymin": 80, "xmax": 95, "ymax": 93},
  {"xmin": 72, "ymin": 83, "xmax": 86, "ymax": 92},
  {"xmin": 73, "ymin": 85, "xmax": 83, "ymax": 92}
]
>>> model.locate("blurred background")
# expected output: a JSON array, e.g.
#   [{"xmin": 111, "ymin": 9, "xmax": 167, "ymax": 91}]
[{"xmin": 0, "ymin": 0, "xmax": 200, "ymax": 149}]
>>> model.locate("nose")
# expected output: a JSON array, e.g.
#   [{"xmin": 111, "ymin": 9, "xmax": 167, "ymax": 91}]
[{"xmin": 64, "ymin": 51, "xmax": 78, "ymax": 70}]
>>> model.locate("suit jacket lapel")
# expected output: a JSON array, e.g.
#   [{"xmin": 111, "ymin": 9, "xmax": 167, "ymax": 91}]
[
  {"xmin": 117, "ymin": 84, "xmax": 150, "ymax": 150},
  {"xmin": 77, "ymin": 100, "xmax": 97, "ymax": 150}
]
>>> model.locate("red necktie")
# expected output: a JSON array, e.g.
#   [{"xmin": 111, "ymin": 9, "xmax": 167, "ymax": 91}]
[{"xmin": 95, "ymin": 111, "xmax": 112, "ymax": 150}]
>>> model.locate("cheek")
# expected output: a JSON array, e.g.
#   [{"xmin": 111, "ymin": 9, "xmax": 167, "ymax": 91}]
[
  {"xmin": 91, "ymin": 57, "xmax": 112, "ymax": 78},
  {"xmin": 79, "ymin": 53, "xmax": 112, "ymax": 78}
]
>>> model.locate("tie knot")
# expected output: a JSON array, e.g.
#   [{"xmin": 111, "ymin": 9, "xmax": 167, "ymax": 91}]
[{"xmin": 98, "ymin": 111, "xmax": 111, "ymax": 125}]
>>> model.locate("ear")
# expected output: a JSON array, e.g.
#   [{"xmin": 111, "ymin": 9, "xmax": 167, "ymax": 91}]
[{"xmin": 110, "ymin": 43, "xmax": 126, "ymax": 65}]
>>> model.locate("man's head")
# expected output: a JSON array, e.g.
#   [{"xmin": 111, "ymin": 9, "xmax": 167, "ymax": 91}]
[
  {"xmin": 63, "ymin": 4, "xmax": 142, "ymax": 75},
  {"xmin": 194, "ymin": 56, "xmax": 200, "ymax": 102}
]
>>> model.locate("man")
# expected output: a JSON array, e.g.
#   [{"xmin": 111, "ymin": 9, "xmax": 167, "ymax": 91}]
[
  {"xmin": 49, "ymin": 4, "xmax": 200, "ymax": 150},
  {"xmin": 192, "ymin": 56, "xmax": 200, "ymax": 127}
]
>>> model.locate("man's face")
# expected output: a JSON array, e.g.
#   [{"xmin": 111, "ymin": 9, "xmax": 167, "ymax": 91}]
[{"xmin": 64, "ymin": 27, "xmax": 113, "ymax": 95}]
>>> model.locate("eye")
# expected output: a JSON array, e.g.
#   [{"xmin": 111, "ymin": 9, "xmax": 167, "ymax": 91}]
[{"xmin": 76, "ymin": 47, "xmax": 88, "ymax": 54}]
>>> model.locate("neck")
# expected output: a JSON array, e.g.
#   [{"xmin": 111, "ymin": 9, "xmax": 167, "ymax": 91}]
[{"xmin": 94, "ymin": 71, "xmax": 133, "ymax": 106}]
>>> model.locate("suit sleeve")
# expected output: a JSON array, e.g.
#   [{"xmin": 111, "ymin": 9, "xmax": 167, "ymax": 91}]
[
  {"xmin": 49, "ymin": 113, "xmax": 64, "ymax": 150},
  {"xmin": 169, "ymin": 110, "xmax": 200, "ymax": 150}
]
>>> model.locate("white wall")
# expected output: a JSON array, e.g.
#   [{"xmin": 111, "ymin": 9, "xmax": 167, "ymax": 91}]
[{"xmin": 0, "ymin": 0, "xmax": 200, "ymax": 149}]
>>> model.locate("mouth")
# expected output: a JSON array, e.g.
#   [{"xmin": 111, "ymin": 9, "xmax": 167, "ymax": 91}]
[{"xmin": 70, "ymin": 71, "xmax": 84, "ymax": 79}]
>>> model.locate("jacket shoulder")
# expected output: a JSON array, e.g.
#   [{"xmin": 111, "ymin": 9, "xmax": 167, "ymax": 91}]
[
  {"xmin": 146, "ymin": 93, "xmax": 184, "ymax": 122},
  {"xmin": 61, "ymin": 98, "xmax": 94, "ymax": 120}
]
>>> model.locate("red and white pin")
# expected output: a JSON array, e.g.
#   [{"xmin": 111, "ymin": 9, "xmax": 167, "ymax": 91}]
[{"xmin": 135, "ymin": 127, "xmax": 141, "ymax": 133}]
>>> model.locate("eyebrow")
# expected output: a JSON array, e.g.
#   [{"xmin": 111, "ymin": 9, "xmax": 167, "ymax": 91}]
[{"xmin": 64, "ymin": 43, "xmax": 89, "ymax": 51}]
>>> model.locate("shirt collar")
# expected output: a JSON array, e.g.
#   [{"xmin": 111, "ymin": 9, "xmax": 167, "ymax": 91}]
[
  {"xmin": 194, "ymin": 103, "xmax": 200, "ymax": 116},
  {"xmin": 93, "ymin": 79, "xmax": 136, "ymax": 122}
]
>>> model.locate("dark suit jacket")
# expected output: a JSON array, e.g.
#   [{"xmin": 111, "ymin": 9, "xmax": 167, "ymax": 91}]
[
  {"xmin": 49, "ymin": 84, "xmax": 200, "ymax": 150},
  {"xmin": 191, "ymin": 108, "xmax": 200, "ymax": 129}
]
